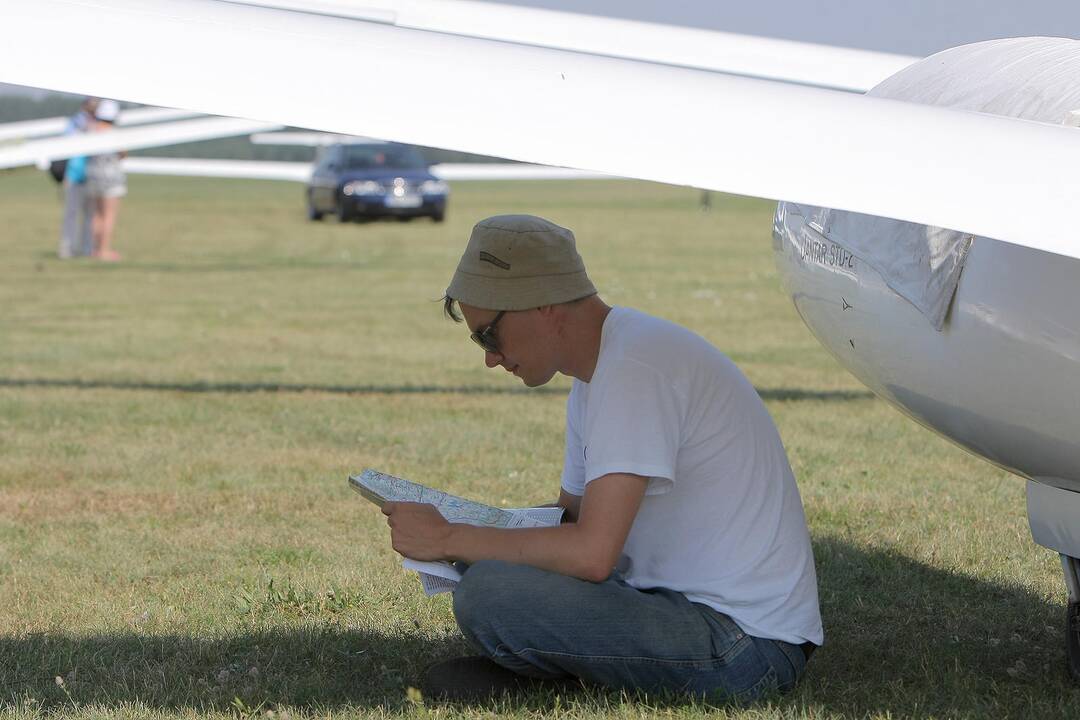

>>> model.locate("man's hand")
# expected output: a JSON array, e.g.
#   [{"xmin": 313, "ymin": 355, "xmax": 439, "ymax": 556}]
[{"xmin": 381, "ymin": 502, "xmax": 453, "ymax": 561}]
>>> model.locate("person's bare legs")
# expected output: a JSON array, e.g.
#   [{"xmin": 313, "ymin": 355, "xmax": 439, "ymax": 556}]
[{"xmin": 92, "ymin": 195, "xmax": 122, "ymax": 261}]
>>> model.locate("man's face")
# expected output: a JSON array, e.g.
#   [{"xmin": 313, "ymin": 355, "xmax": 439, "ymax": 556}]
[{"xmin": 459, "ymin": 303, "xmax": 559, "ymax": 387}]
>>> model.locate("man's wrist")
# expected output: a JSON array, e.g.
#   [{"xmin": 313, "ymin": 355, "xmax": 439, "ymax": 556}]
[{"xmin": 442, "ymin": 522, "xmax": 464, "ymax": 562}]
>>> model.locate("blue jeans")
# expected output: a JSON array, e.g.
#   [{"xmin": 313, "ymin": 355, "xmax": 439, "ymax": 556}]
[{"xmin": 453, "ymin": 560, "xmax": 809, "ymax": 703}]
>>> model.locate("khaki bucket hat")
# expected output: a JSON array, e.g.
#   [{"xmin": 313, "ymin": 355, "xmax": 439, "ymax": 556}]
[{"xmin": 446, "ymin": 215, "xmax": 596, "ymax": 311}]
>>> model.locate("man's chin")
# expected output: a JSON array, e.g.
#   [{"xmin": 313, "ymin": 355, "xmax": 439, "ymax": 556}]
[{"xmin": 521, "ymin": 372, "xmax": 555, "ymax": 388}]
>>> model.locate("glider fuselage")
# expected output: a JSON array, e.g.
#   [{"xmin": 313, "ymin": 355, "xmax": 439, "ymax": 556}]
[{"xmin": 774, "ymin": 208, "xmax": 1080, "ymax": 494}]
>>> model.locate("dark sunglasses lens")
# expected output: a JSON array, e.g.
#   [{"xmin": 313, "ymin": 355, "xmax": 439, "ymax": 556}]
[
  {"xmin": 469, "ymin": 311, "xmax": 503, "ymax": 354},
  {"xmin": 471, "ymin": 331, "xmax": 498, "ymax": 353}
]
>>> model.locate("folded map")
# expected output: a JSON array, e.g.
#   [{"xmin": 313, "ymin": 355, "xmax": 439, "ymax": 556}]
[{"xmin": 349, "ymin": 468, "xmax": 563, "ymax": 595}]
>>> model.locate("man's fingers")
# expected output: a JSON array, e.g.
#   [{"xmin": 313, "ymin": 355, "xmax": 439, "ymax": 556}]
[{"xmin": 381, "ymin": 501, "xmax": 397, "ymax": 516}]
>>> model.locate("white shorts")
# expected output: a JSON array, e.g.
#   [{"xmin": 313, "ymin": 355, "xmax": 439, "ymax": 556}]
[{"xmin": 88, "ymin": 182, "xmax": 127, "ymax": 199}]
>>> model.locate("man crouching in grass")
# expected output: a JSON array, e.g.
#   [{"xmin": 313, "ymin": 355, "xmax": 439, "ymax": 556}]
[{"xmin": 381, "ymin": 215, "xmax": 822, "ymax": 703}]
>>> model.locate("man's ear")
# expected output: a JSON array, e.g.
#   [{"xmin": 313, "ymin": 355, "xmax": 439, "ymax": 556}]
[
  {"xmin": 537, "ymin": 304, "xmax": 570, "ymax": 337},
  {"xmin": 536, "ymin": 304, "xmax": 566, "ymax": 326}
]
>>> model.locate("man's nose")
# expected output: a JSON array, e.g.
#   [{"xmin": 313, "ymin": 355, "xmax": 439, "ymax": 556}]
[{"xmin": 484, "ymin": 351, "xmax": 503, "ymax": 369}]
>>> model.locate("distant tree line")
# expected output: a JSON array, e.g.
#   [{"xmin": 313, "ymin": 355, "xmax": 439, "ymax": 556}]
[
  {"xmin": 0, "ymin": 94, "xmax": 86, "ymax": 122},
  {"xmin": 0, "ymin": 95, "xmax": 509, "ymax": 164}
]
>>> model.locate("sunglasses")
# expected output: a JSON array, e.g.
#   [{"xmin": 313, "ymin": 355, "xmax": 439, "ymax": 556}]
[{"xmin": 470, "ymin": 310, "xmax": 506, "ymax": 354}]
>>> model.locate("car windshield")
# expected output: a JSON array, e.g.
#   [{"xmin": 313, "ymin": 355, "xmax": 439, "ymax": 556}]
[{"xmin": 340, "ymin": 144, "xmax": 427, "ymax": 170}]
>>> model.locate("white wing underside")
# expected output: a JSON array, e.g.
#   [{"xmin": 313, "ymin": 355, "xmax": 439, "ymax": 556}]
[
  {"xmin": 0, "ymin": 117, "xmax": 282, "ymax": 170},
  {"xmin": 0, "ymin": 106, "xmax": 201, "ymax": 143},
  {"xmin": 224, "ymin": 0, "xmax": 917, "ymax": 93},
  {"xmin": 122, "ymin": 157, "xmax": 311, "ymax": 182},
  {"xmin": 122, "ymin": 157, "xmax": 609, "ymax": 182},
  {"xmin": 249, "ymin": 131, "xmax": 381, "ymax": 146},
  {"xmin": 3, "ymin": 0, "xmax": 1079, "ymax": 260}
]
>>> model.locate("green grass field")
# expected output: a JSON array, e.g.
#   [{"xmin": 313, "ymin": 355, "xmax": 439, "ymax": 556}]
[{"xmin": 1, "ymin": 169, "xmax": 1078, "ymax": 719}]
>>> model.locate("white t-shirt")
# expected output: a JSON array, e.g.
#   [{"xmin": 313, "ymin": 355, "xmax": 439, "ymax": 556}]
[{"xmin": 561, "ymin": 307, "xmax": 823, "ymax": 645}]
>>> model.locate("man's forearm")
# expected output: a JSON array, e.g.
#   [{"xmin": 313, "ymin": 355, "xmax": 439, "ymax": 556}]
[
  {"xmin": 383, "ymin": 476, "xmax": 639, "ymax": 581},
  {"xmin": 445, "ymin": 522, "xmax": 610, "ymax": 582}
]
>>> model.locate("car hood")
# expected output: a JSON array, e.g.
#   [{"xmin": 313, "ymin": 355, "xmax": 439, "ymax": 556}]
[{"xmin": 338, "ymin": 169, "xmax": 437, "ymax": 184}]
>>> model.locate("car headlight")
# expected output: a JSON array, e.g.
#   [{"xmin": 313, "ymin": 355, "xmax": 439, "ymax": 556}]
[
  {"xmin": 419, "ymin": 180, "xmax": 448, "ymax": 195},
  {"xmin": 343, "ymin": 180, "xmax": 385, "ymax": 196}
]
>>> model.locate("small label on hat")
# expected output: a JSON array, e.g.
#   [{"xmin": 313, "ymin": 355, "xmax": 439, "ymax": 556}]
[{"xmin": 479, "ymin": 251, "xmax": 511, "ymax": 270}]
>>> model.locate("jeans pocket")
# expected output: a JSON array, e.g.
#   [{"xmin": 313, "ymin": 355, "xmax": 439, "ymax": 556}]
[
  {"xmin": 695, "ymin": 643, "xmax": 777, "ymax": 704},
  {"xmin": 730, "ymin": 664, "xmax": 779, "ymax": 704},
  {"xmin": 695, "ymin": 604, "xmax": 750, "ymax": 664}
]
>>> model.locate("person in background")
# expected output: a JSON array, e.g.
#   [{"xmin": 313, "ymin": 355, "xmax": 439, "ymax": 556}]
[
  {"xmin": 57, "ymin": 97, "xmax": 98, "ymax": 259},
  {"xmin": 84, "ymin": 99, "xmax": 127, "ymax": 262}
]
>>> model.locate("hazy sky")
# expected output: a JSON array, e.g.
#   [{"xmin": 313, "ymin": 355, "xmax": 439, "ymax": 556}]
[{"xmin": 503, "ymin": 0, "xmax": 1080, "ymax": 56}]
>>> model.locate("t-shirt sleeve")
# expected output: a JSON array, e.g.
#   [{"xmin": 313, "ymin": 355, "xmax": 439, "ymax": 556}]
[
  {"xmin": 582, "ymin": 357, "xmax": 679, "ymax": 495},
  {"xmin": 560, "ymin": 384, "xmax": 586, "ymax": 496}
]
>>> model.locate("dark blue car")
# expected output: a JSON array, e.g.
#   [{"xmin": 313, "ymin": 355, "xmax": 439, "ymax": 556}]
[{"xmin": 306, "ymin": 142, "xmax": 448, "ymax": 223}]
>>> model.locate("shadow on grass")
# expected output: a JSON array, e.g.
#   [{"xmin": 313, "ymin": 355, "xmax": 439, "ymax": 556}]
[
  {"xmin": 757, "ymin": 388, "xmax": 873, "ymax": 403},
  {"xmin": 0, "ymin": 377, "xmax": 873, "ymax": 402},
  {"xmin": 0, "ymin": 626, "xmax": 467, "ymax": 712},
  {"xmin": 2, "ymin": 539, "xmax": 1078, "ymax": 716},
  {"xmin": 805, "ymin": 537, "xmax": 1080, "ymax": 717},
  {"xmin": 36, "ymin": 254, "xmax": 382, "ymax": 273}
]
